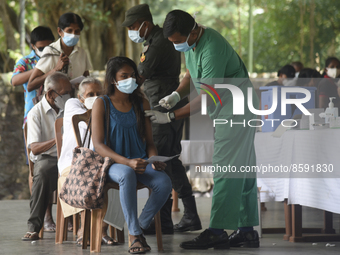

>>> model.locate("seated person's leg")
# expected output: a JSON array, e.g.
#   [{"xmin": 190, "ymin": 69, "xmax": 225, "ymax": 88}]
[
  {"xmin": 101, "ymin": 222, "xmax": 118, "ymax": 245},
  {"xmin": 76, "ymin": 216, "xmax": 117, "ymax": 246},
  {"xmin": 27, "ymin": 155, "xmax": 58, "ymax": 234},
  {"xmin": 137, "ymin": 164, "xmax": 172, "ymax": 229},
  {"xmin": 107, "ymin": 163, "xmax": 140, "ymax": 235},
  {"xmin": 107, "ymin": 163, "xmax": 145, "ymax": 253}
]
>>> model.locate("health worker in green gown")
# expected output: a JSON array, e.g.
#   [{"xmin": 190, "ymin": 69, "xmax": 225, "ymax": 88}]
[{"xmin": 144, "ymin": 10, "xmax": 260, "ymax": 250}]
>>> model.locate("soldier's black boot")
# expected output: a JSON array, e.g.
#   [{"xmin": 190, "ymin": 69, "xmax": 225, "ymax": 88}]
[{"xmin": 174, "ymin": 196, "xmax": 202, "ymax": 232}]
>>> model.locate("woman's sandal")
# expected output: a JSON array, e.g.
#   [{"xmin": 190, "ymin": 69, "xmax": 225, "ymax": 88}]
[
  {"xmin": 128, "ymin": 239, "xmax": 145, "ymax": 254},
  {"xmin": 102, "ymin": 235, "xmax": 119, "ymax": 245},
  {"xmin": 139, "ymin": 234, "xmax": 151, "ymax": 252}
]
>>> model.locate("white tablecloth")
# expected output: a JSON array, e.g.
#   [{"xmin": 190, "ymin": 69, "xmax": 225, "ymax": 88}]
[
  {"xmin": 255, "ymin": 129, "xmax": 340, "ymax": 214},
  {"xmin": 180, "ymin": 128, "xmax": 340, "ymax": 214}
]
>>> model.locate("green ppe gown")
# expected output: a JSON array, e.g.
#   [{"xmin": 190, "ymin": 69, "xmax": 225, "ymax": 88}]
[{"xmin": 185, "ymin": 27, "xmax": 259, "ymax": 230}]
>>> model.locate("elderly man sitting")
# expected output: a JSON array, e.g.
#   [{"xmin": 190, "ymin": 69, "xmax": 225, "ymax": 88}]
[{"xmin": 22, "ymin": 72, "xmax": 72, "ymax": 241}]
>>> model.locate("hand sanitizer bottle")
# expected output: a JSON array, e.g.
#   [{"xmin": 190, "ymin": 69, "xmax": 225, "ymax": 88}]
[{"xmin": 324, "ymin": 97, "xmax": 338, "ymax": 123}]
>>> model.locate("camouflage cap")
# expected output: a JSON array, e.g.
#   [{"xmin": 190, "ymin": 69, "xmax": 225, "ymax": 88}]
[{"xmin": 121, "ymin": 4, "xmax": 152, "ymax": 27}]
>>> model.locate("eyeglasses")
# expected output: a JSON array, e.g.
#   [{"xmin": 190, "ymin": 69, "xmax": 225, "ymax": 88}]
[
  {"xmin": 53, "ymin": 90, "xmax": 72, "ymax": 97},
  {"xmin": 52, "ymin": 90, "xmax": 62, "ymax": 97}
]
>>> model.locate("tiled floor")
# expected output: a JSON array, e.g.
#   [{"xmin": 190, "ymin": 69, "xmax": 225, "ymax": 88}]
[{"xmin": 0, "ymin": 195, "xmax": 339, "ymax": 255}]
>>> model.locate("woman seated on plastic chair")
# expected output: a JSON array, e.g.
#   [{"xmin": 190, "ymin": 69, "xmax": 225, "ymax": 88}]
[
  {"xmin": 58, "ymin": 77, "xmax": 118, "ymax": 246},
  {"xmin": 92, "ymin": 56, "xmax": 172, "ymax": 254}
]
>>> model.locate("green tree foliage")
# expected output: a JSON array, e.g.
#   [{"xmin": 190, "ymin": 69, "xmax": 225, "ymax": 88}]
[
  {"xmin": 0, "ymin": 0, "xmax": 140, "ymax": 72},
  {"xmin": 252, "ymin": 0, "xmax": 340, "ymax": 73},
  {"xmin": 143, "ymin": 0, "xmax": 340, "ymax": 73},
  {"xmin": 1, "ymin": 0, "xmax": 339, "ymax": 73}
]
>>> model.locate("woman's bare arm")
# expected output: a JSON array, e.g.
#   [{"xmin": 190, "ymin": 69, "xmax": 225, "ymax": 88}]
[{"xmin": 91, "ymin": 97, "xmax": 148, "ymax": 172}]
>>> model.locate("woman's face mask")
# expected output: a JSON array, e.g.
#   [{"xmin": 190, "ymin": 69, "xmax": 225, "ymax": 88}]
[
  {"xmin": 62, "ymin": 30, "xmax": 80, "ymax": 47},
  {"xmin": 114, "ymin": 77, "xmax": 138, "ymax": 94},
  {"xmin": 82, "ymin": 96, "xmax": 98, "ymax": 109},
  {"xmin": 128, "ymin": 22, "xmax": 148, "ymax": 44},
  {"xmin": 327, "ymin": 67, "xmax": 340, "ymax": 79}
]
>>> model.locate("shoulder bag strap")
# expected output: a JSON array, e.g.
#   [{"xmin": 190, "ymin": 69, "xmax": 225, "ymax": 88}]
[
  {"xmin": 103, "ymin": 96, "xmax": 111, "ymax": 148},
  {"xmin": 40, "ymin": 46, "xmax": 68, "ymax": 74},
  {"xmin": 82, "ymin": 116, "xmax": 91, "ymax": 148}
]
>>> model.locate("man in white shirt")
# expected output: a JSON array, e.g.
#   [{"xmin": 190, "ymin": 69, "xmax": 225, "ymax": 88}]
[
  {"xmin": 22, "ymin": 72, "xmax": 72, "ymax": 241},
  {"xmin": 32, "ymin": 37, "xmax": 92, "ymax": 81},
  {"xmin": 27, "ymin": 13, "xmax": 92, "ymax": 95}
]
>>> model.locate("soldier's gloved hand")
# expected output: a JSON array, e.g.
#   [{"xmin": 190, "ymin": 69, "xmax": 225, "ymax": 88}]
[
  {"xmin": 145, "ymin": 110, "xmax": 171, "ymax": 124},
  {"xmin": 158, "ymin": 91, "xmax": 181, "ymax": 109}
]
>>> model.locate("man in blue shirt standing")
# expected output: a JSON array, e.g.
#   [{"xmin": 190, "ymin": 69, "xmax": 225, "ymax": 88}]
[
  {"xmin": 12, "ymin": 26, "xmax": 55, "ymax": 126},
  {"xmin": 11, "ymin": 26, "xmax": 55, "ymax": 232}
]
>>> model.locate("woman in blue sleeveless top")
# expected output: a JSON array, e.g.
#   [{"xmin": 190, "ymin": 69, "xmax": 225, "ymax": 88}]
[{"xmin": 92, "ymin": 56, "xmax": 172, "ymax": 254}]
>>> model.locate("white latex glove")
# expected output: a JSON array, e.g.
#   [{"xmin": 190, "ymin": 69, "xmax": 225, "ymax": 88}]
[
  {"xmin": 159, "ymin": 91, "xmax": 181, "ymax": 109},
  {"xmin": 145, "ymin": 110, "xmax": 171, "ymax": 124}
]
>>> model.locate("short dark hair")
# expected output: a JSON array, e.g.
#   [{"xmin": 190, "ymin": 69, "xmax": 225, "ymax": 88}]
[
  {"xmin": 30, "ymin": 26, "xmax": 55, "ymax": 45},
  {"xmin": 278, "ymin": 64, "xmax": 296, "ymax": 78},
  {"xmin": 325, "ymin": 57, "xmax": 340, "ymax": 68},
  {"xmin": 298, "ymin": 68, "xmax": 321, "ymax": 79},
  {"xmin": 297, "ymin": 68, "xmax": 321, "ymax": 86},
  {"xmin": 163, "ymin": 10, "xmax": 197, "ymax": 38},
  {"xmin": 58, "ymin": 12, "xmax": 84, "ymax": 31}
]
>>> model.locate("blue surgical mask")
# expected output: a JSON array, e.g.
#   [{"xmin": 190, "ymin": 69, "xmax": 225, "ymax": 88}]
[
  {"xmin": 62, "ymin": 30, "xmax": 80, "ymax": 47},
  {"xmin": 114, "ymin": 78, "xmax": 138, "ymax": 94},
  {"xmin": 174, "ymin": 34, "xmax": 196, "ymax": 52},
  {"xmin": 128, "ymin": 22, "xmax": 148, "ymax": 43},
  {"xmin": 173, "ymin": 23, "xmax": 201, "ymax": 52}
]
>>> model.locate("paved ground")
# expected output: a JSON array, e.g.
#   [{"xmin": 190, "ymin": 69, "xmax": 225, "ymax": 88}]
[{"xmin": 0, "ymin": 195, "xmax": 339, "ymax": 255}]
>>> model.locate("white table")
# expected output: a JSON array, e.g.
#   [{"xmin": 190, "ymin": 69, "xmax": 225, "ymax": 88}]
[
  {"xmin": 181, "ymin": 129, "xmax": 340, "ymax": 241},
  {"xmin": 255, "ymin": 129, "xmax": 340, "ymax": 214},
  {"xmin": 254, "ymin": 129, "xmax": 340, "ymax": 242},
  {"xmin": 181, "ymin": 129, "xmax": 340, "ymax": 214}
]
